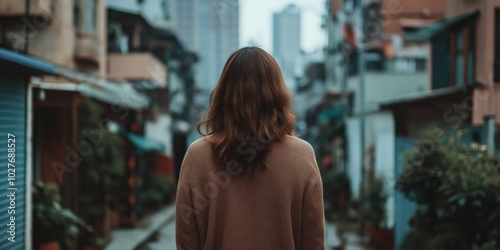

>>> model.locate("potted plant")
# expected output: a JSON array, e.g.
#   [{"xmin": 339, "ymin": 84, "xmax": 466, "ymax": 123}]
[
  {"xmin": 33, "ymin": 181, "xmax": 92, "ymax": 250},
  {"xmin": 323, "ymin": 171, "xmax": 351, "ymax": 216},
  {"xmin": 77, "ymin": 98, "xmax": 125, "ymax": 239},
  {"xmin": 362, "ymin": 176, "xmax": 394, "ymax": 250}
]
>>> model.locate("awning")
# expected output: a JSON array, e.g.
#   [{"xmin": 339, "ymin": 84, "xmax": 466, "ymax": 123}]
[
  {"xmin": 0, "ymin": 48, "xmax": 54, "ymax": 75},
  {"xmin": 53, "ymin": 65, "xmax": 150, "ymax": 109},
  {"xmin": 380, "ymin": 87, "xmax": 470, "ymax": 109},
  {"xmin": 318, "ymin": 108, "xmax": 343, "ymax": 122},
  {"xmin": 405, "ymin": 11, "xmax": 479, "ymax": 42},
  {"xmin": 1, "ymin": 48, "xmax": 149, "ymax": 109},
  {"xmin": 120, "ymin": 129, "xmax": 165, "ymax": 154}
]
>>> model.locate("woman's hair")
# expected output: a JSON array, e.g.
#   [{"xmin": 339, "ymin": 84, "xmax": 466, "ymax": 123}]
[{"xmin": 197, "ymin": 47, "xmax": 295, "ymax": 170}]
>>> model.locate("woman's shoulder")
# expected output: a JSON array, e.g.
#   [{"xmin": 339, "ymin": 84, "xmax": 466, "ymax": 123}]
[
  {"xmin": 281, "ymin": 135, "xmax": 315, "ymax": 154},
  {"xmin": 185, "ymin": 136, "xmax": 212, "ymax": 157},
  {"xmin": 271, "ymin": 136, "xmax": 317, "ymax": 166},
  {"xmin": 272, "ymin": 136, "xmax": 319, "ymax": 178},
  {"xmin": 180, "ymin": 137, "xmax": 213, "ymax": 175}
]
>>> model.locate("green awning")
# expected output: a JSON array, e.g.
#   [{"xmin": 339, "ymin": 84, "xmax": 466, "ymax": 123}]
[
  {"xmin": 318, "ymin": 108, "xmax": 343, "ymax": 122},
  {"xmin": 405, "ymin": 11, "xmax": 479, "ymax": 42},
  {"xmin": 121, "ymin": 130, "xmax": 165, "ymax": 154}
]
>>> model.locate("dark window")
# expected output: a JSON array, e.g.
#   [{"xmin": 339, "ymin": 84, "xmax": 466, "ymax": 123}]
[
  {"xmin": 74, "ymin": 0, "xmax": 80, "ymax": 27},
  {"xmin": 432, "ymin": 36, "xmax": 451, "ymax": 89},
  {"xmin": 468, "ymin": 22, "xmax": 476, "ymax": 84},
  {"xmin": 416, "ymin": 58, "xmax": 427, "ymax": 71},
  {"xmin": 455, "ymin": 30, "xmax": 464, "ymax": 87},
  {"xmin": 494, "ymin": 9, "xmax": 500, "ymax": 83},
  {"xmin": 445, "ymin": 21, "xmax": 475, "ymax": 88}
]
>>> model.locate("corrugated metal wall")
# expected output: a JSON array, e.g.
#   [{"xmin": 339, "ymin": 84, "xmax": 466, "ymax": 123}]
[{"xmin": 0, "ymin": 75, "xmax": 26, "ymax": 250}]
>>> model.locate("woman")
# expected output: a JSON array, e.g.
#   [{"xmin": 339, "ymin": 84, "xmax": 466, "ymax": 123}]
[{"xmin": 176, "ymin": 47, "xmax": 325, "ymax": 250}]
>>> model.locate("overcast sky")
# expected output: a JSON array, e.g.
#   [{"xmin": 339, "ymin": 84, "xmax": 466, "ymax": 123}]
[{"xmin": 239, "ymin": 0, "xmax": 327, "ymax": 54}]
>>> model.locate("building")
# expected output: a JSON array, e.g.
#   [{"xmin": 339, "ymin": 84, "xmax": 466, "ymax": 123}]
[
  {"xmin": 320, "ymin": 0, "xmax": 498, "ymax": 248},
  {"xmin": 382, "ymin": 1, "xmax": 500, "ymax": 246},
  {"xmin": 322, "ymin": 0, "xmax": 444, "ymax": 205},
  {"xmin": 107, "ymin": 0, "xmax": 199, "ymax": 182},
  {"xmin": 273, "ymin": 4, "xmax": 301, "ymax": 87},
  {"xmin": 168, "ymin": 0, "xmax": 239, "ymax": 93},
  {"xmin": 0, "ymin": 0, "xmax": 191, "ymax": 249},
  {"xmin": 107, "ymin": 0, "xmax": 172, "ymax": 28}
]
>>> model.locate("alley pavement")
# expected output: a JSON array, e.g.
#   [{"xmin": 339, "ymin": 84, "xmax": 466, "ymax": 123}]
[
  {"xmin": 148, "ymin": 219, "xmax": 345, "ymax": 249},
  {"xmin": 148, "ymin": 221, "xmax": 176, "ymax": 249}
]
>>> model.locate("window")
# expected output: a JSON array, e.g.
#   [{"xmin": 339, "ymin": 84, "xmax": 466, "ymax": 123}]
[
  {"xmin": 73, "ymin": 0, "xmax": 79, "ymax": 27},
  {"xmin": 81, "ymin": 0, "xmax": 96, "ymax": 33},
  {"xmin": 449, "ymin": 22, "xmax": 475, "ymax": 87},
  {"xmin": 74, "ymin": 0, "xmax": 97, "ymax": 33},
  {"xmin": 495, "ymin": 9, "xmax": 500, "ymax": 83},
  {"xmin": 432, "ymin": 36, "xmax": 450, "ymax": 89},
  {"xmin": 455, "ymin": 29, "xmax": 464, "ymax": 87},
  {"xmin": 468, "ymin": 23, "xmax": 475, "ymax": 84},
  {"xmin": 431, "ymin": 16, "xmax": 477, "ymax": 89}
]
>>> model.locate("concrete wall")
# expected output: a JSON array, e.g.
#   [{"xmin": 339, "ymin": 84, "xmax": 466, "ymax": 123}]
[
  {"xmin": 0, "ymin": 0, "xmax": 107, "ymax": 77},
  {"xmin": 145, "ymin": 114, "xmax": 173, "ymax": 157},
  {"xmin": 382, "ymin": 0, "xmax": 445, "ymax": 35},
  {"xmin": 346, "ymin": 111, "xmax": 396, "ymax": 228},
  {"xmin": 27, "ymin": 0, "xmax": 76, "ymax": 68},
  {"xmin": 347, "ymin": 72, "xmax": 428, "ymax": 115}
]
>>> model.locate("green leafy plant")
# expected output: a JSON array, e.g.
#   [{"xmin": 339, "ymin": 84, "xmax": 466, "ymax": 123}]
[
  {"xmin": 399, "ymin": 130, "xmax": 500, "ymax": 250},
  {"xmin": 323, "ymin": 170, "xmax": 351, "ymax": 219},
  {"xmin": 143, "ymin": 175, "xmax": 172, "ymax": 204},
  {"xmin": 362, "ymin": 176, "xmax": 388, "ymax": 228},
  {"xmin": 33, "ymin": 181, "xmax": 92, "ymax": 248},
  {"xmin": 77, "ymin": 98, "xmax": 126, "ymax": 232}
]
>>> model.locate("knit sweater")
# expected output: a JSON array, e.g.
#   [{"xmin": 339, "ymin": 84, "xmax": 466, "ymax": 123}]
[{"xmin": 176, "ymin": 135, "xmax": 325, "ymax": 250}]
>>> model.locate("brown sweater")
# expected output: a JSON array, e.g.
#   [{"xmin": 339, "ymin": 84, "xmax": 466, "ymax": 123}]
[{"xmin": 176, "ymin": 136, "xmax": 325, "ymax": 250}]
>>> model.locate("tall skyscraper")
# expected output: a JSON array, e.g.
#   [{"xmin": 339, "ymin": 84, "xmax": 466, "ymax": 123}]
[
  {"xmin": 273, "ymin": 4, "xmax": 301, "ymax": 80},
  {"xmin": 169, "ymin": 0, "xmax": 239, "ymax": 92}
]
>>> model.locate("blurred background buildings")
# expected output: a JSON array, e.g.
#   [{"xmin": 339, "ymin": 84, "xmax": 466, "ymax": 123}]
[
  {"xmin": 0, "ymin": 0, "xmax": 498, "ymax": 249},
  {"xmin": 273, "ymin": 4, "xmax": 301, "ymax": 89}
]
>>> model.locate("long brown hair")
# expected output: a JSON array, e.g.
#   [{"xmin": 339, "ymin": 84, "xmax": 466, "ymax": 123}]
[{"xmin": 197, "ymin": 47, "xmax": 295, "ymax": 170}]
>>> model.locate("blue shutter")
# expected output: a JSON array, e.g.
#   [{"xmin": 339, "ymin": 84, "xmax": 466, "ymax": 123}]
[{"xmin": 0, "ymin": 75, "xmax": 26, "ymax": 250}]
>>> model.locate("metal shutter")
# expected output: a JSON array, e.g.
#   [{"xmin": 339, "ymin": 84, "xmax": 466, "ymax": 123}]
[{"xmin": 0, "ymin": 75, "xmax": 26, "ymax": 250}]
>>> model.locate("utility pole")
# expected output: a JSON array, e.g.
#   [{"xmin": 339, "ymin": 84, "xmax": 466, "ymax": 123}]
[
  {"xmin": 356, "ymin": 0, "xmax": 367, "ymax": 235},
  {"xmin": 358, "ymin": 0, "xmax": 366, "ymax": 194}
]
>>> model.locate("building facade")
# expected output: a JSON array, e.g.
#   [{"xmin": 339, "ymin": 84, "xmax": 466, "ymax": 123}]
[
  {"xmin": 168, "ymin": 0, "xmax": 239, "ymax": 93},
  {"xmin": 273, "ymin": 4, "xmax": 301, "ymax": 83}
]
